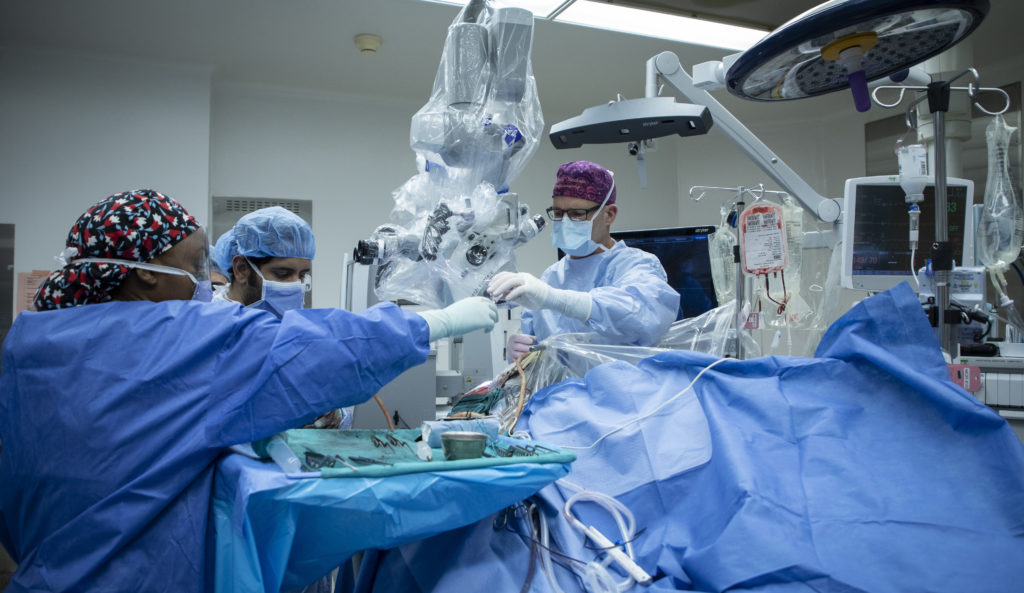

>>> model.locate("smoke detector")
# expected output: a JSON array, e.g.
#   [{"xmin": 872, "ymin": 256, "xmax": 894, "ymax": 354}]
[{"xmin": 354, "ymin": 34, "xmax": 382, "ymax": 55}]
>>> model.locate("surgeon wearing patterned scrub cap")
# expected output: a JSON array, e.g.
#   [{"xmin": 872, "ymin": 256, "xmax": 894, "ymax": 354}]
[
  {"xmin": 34, "ymin": 189, "xmax": 211, "ymax": 309},
  {"xmin": 0, "ymin": 190, "xmax": 499, "ymax": 592}
]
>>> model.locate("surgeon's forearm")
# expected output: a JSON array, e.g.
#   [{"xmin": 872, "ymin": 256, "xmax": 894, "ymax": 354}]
[{"xmin": 548, "ymin": 287, "xmax": 592, "ymax": 322}]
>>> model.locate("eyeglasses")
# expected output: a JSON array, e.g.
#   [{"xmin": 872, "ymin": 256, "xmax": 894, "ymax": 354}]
[{"xmin": 546, "ymin": 204, "xmax": 602, "ymax": 222}]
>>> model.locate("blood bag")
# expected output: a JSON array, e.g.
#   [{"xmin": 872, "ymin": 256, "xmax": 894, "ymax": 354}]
[{"xmin": 739, "ymin": 201, "xmax": 788, "ymax": 276}]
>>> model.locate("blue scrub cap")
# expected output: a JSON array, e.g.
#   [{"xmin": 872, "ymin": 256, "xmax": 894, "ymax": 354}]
[
  {"xmin": 212, "ymin": 229, "xmax": 236, "ymax": 275},
  {"xmin": 213, "ymin": 207, "xmax": 315, "ymax": 273}
]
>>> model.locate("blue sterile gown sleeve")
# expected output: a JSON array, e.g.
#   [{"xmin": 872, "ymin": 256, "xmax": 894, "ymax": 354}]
[
  {"xmin": 521, "ymin": 241, "xmax": 679, "ymax": 345},
  {"xmin": 0, "ymin": 299, "xmax": 429, "ymax": 593}
]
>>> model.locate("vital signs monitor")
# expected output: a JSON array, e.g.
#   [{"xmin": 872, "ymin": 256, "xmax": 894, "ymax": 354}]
[{"xmin": 841, "ymin": 175, "xmax": 975, "ymax": 292}]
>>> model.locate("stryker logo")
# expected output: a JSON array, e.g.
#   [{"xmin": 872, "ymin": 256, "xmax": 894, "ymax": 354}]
[{"xmin": 643, "ymin": 121, "xmax": 658, "ymax": 127}]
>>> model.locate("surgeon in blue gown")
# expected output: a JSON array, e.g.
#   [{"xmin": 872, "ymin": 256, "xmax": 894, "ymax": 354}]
[
  {"xmin": 489, "ymin": 161, "xmax": 680, "ymax": 362},
  {"xmin": 213, "ymin": 207, "xmax": 350, "ymax": 431},
  {"xmin": 0, "ymin": 189, "xmax": 498, "ymax": 593}
]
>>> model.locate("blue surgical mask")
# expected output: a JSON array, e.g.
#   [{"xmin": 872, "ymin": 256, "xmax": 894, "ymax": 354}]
[
  {"xmin": 246, "ymin": 258, "xmax": 307, "ymax": 318},
  {"xmin": 192, "ymin": 280, "xmax": 213, "ymax": 302},
  {"xmin": 551, "ymin": 179, "xmax": 614, "ymax": 258},
  {"xmin": 71, "ymin": 257, "xmax": 213, "ymax": 302}
]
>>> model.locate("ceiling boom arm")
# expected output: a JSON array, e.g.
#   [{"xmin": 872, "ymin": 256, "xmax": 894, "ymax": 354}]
[{"xmin": 647, "ymin": 51, "xmax": 842, "ymax": 224}]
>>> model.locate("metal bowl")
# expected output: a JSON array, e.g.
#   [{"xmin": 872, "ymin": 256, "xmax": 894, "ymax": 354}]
[{"xmin": 441, "ymin": 431, "xmax": 489, "ymax": 460}]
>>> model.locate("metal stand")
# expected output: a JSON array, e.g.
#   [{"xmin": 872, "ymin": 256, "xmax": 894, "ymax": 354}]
[
  {"xmin": 872, "ymin": 70, "xmax": 1012, "ymax": 355},
  {"xmin": 690, "ymin": 184, "xmax": 792, "ymax": 359}
]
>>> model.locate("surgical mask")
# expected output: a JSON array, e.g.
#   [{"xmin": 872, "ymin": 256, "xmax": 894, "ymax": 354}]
[
  {"xmin": 551, "ymin": 178, "xmax": 614, "ymax": 258},
  {"xmin": 72, "ymin": 257, "xmax": 213, "ymax": 302},
  {"xmin": 245, "ymin": 257, "xmax": 308, "ymax": 318}
]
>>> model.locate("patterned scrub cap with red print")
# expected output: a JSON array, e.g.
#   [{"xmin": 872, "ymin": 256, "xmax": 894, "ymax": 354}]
[{"xmin": 34, "ymin": 189, "xmax": 200, "ymax": 311}]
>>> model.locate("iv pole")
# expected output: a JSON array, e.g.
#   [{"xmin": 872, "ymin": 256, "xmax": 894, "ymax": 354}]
[{"xmin": 872, "ymin": 71, "xmax": 1013, "ymax": 354}]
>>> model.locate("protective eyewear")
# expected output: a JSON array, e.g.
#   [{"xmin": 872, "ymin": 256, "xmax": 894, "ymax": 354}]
[{"xmin": 546, "ymin": 203, "xmax": 602, "ymax": 222}]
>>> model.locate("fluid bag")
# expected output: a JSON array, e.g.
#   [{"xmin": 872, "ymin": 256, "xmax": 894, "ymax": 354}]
[
  {"xmin": 771, "ymin": 194, "xmax": 813, "ymax": 327},
  {"xmin": 976, "ymin": 114, "xmax": 1022, "ymax": 269},
  {"xmin": 709, "ymin": 205, "xmax": 737, "ymax": 305}
]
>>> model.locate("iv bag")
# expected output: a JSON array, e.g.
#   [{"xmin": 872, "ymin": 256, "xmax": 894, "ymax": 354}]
[
  {"xmin": 771, "ymin": 194, "xmax": 813, "ymax": 327},
  {"xmin": 781, "ymin": 194, "xmax": 803, "ymax": 286},
  {"xmin": 709, "ymin": 205, "xmax": 737, "ymax": 304},
  {"xmin": 739, "ymin": 201, "xmax": 787, "ymax": 276},
  {"xmin": 976, "ymin": 114, "xmax": 1022, "ymax": 269}
]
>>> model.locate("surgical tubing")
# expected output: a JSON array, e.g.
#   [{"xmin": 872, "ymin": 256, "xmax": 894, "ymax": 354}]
[
  {"xmin": 537, "ymin": 507, "xmax": 569, "ymax": 593},
  {"xmin": 563, "ymin": 488, "xmax": 646, "ymax": 592}
]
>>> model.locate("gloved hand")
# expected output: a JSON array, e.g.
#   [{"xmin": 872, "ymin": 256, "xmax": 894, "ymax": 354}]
[
  {"xmin": 488, "ymin": 271, "xmax": 593, "ymax": 322},
  {"xmin": 506, "ymin": 333, "xmax": 535, "ymax": 363},
  {"xmin": 417, "ymin": 296, "xmax": 499, "ymax": 342}
]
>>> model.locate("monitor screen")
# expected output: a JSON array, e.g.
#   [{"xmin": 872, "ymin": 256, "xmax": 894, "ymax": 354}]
[
  {"xmin": 607, "ymin": 225, "xmax": 718, "ymax": 320},
  {"xmin": 841, "ymin": 175, "xmax": 975, "ymax": 292}
]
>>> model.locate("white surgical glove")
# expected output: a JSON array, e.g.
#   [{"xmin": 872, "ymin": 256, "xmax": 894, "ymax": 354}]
[
  {"xmin": 417, "ymin": 296, "xmax": 499, "ymax": 342},
  {"xmin": 506, "ymin": 333, "xmax": 535, "ymax": 363},
  {"xmin": 488, "ymin": 271, "xmax": 592, "ymax": 322}
]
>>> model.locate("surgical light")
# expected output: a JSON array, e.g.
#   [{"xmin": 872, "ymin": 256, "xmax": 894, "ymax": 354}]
[
  {"xmin": 725, "ymin": 0, "xmax": 990, "ymax": 112},
  {"xmin": 549, "ymin": 97, "xmax": 712, "ymax": 148}
]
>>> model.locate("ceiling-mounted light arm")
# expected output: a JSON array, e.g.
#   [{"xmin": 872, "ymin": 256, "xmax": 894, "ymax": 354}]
[{"xmin": 648, "ymin": 51, "xmax": 842, "ymax": 224}]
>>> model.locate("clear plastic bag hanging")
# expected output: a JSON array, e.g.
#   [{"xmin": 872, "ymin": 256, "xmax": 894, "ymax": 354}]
[
  {"xmin": 708, "ymin": 205, "xmax": 737, "ymax": 305},
  {"xmin": 975, "ymin": 114, "xmax": 1024, "ymax": 335},
  {"xmin": 976, "ymin": 114, "xmax": 1022, "ymax": 270}
]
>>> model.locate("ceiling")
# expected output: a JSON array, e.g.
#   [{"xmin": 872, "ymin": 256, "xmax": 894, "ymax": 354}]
[
  {"xmin": 0, "ymin": 0, "xmax": 1019, "ymax": 123},
  {"xmin": 599, "ymin": 0, "xmax": 823, "ymax": 30}
]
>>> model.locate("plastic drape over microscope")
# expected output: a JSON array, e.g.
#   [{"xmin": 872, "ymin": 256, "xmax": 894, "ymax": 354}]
[{"xmin": 354, "ymin": 0, "xmax": 545, "ymax": 308}]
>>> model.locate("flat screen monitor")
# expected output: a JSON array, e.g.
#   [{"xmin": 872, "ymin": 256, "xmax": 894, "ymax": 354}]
[
  {"xmin": 607, "ymin": 225, "xmax": 718, "ymax": 320},
  {"xmin": 841, "ymin": 175, "xmax": 975, "ymax": 292}
]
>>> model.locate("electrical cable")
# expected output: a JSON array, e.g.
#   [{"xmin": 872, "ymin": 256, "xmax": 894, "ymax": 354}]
[
  {"xmin": 554, "ymin": 356, "xmax": 731, "ymax": 451},
  {"xmin": 510, "ymin": 356, "xmax": 529, "ymax": 433},
  {"xmin": 497, "ymin": 501, "xmax": 591, "ymax": 593},
  {"xmin": 538, "ymin": 502, "xmax": 569, "ymax": 593},
  {"xmin": 373, "ymin": 394, "xmax": 394, "ymax": 431},
  {"xmin": 911, "ymin": 247, "xmax": 919, "ymax": 288}
]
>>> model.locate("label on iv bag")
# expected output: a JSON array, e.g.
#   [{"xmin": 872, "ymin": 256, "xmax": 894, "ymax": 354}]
[{"xmin": 739, "ymin": 202, "xmax": 788, "ymax": 275}]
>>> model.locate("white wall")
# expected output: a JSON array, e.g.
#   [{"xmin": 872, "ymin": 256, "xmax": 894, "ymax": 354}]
[
  {"xmin": 210, "ymin": 83, "xmax": 680, "ymax": 308},
  {"xmin": 5, "ymin": 44, "xmax": 1021, "ymax": 319},
  {"xmin": 673, "ymin": 97, "xmax": 874, "ymax": 227},
  {"xmin": 0, "ymin": 48, "xmax": 212, "ymax": 314}
]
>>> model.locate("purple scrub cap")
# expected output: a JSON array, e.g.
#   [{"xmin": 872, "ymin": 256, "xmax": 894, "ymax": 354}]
[{"xmin": 552, "ymin": 161, "xmax": 616, "ymax": 205}]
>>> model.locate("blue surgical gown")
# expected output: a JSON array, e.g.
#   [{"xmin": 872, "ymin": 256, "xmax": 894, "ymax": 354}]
[
  {"xmin": 0, "ymin": 299, "xmax": 429, "ymax": 592},
  {"xmin": 522, "ymin": 241, "xmax": 679, "ymax": 345}
]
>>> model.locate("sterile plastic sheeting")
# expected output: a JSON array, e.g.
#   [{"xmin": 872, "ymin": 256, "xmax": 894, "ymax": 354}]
[
  {"xmin": 213, "ymin": 452, "xmax": 570, "ymax": 593},
  {"xmin": 523, "ymin": 301, "xmax": 756, "ymax": 390},
  {"xmin": 360, "ymin": 283, "xmax": 1024, "ymax": 592},
  {"xmin": 363, "ymin": 0, "xmax": 545, "ymax": 308},
  {"xmin": 486, "ymin": 302, "xmax": 756, "ymax": 435}
]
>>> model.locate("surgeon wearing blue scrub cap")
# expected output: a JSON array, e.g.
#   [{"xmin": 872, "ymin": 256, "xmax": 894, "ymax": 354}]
[
  {"xmin": 213, "ymin": 206, "xmax": 315, "ymax": 317},
  {"xmin": 489, "ymin": 161, "xmax": 680, "ymax": 362},
  {"xmin": 214, "ymin": 207, "xmax": 353, "ymax": 429},
  {"xmin": 0, "ymin": 191, "xmax": 498, "ymax": 593}
]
